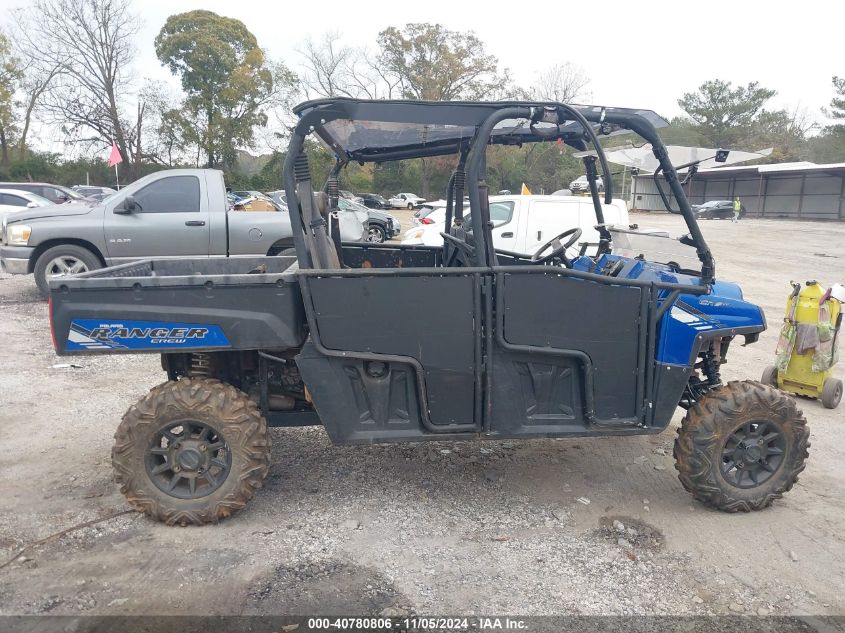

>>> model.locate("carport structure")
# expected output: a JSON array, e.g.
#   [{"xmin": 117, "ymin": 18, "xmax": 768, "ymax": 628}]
[{"xmin": 631, "ymin": 162, "xmax": 845, "ymax": 220}]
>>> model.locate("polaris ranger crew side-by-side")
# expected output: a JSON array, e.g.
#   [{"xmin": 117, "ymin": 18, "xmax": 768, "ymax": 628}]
[{"xmin": 46, "ymin": 99, "xmax": 809, "ymax": 525}]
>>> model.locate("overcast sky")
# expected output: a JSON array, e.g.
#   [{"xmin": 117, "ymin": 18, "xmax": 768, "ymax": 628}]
[{"xmin": 2, "ymin": 0, "xmax": 843, "ymax": 150}]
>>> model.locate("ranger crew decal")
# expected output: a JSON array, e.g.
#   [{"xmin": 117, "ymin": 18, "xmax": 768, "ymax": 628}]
[{"xmin": 67, "ymin": 319, "xmax": 230, "ymax": 351}]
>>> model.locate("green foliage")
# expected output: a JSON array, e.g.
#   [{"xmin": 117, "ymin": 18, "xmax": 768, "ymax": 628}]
[
  {"xmin": 0, "ymin": 151, "xmax": 159, "ymax": 186},
  {"xmin": 154, "ymin": 10, "xmax": 295, "ymax": 169},
  {"xmin": 378, "ymin": 23, "xmax": 510, "ymax": 100},
  {"xmin": 677, "ymin": 79, "xmax": 776, "ymax": 147},
  {"xmin": 0, "ymin": 31, "xmax": 22, "ymax": 164},
  {"xmin": 828, "ymin": 76, "xmax": 845, "ymax": 133}
]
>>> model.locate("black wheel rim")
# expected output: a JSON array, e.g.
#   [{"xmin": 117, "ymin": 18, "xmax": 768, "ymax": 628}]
[
  {"xmin": 145, "ymin": 420, "xmax": 232, "ymax": 499},
  {"xmin": 720, "ymin": 419, "xmax": 786, "ymax": 489}
]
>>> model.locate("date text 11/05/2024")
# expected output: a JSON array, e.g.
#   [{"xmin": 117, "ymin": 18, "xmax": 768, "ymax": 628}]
[{"xmin": 307, "ymin": 617, "xmax": 527, "ymax": 630}]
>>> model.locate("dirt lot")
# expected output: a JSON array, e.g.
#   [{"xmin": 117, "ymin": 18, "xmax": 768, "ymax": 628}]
[{"xmin": 1, "ymin": 212, "xmax": 844, "ymax": 620}]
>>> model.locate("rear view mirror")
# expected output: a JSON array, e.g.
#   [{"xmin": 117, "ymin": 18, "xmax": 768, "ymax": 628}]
[
  {"xmin": 715, "ymin": 149, "xmax": 730, "ymax": 163},
  {"xmin": 26, "ymin": 201, "xmax": 38, "ymax": 208}
]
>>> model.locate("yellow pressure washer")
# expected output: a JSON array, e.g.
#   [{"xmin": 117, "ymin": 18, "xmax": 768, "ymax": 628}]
[{"xmin": 762, "ymin": 281, "xmax": 842, "ymax": 409}]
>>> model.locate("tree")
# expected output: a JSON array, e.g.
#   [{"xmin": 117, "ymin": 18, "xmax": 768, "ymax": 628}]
[
  {"xmin": 0, "ymin": 31, "xmax": 22, "ymax": 167},
  {"xmin": 530, "ymin": 63, "xmax": 590, "ymax": 103},
  {"xmin": 377, "ymin": 23, "xmax": 510, "ymax": 101},
  {"xmin": 298, "ymin": 32, "xmax": 400, "ymax": 100},
  {"xmin": 677, "ymin": 79, "xmax": 776, "ymax": 147},
  {"xmin": 376, "ymin": 23, "xmax": 512, "ymax": 197},
  {"xmin": 745, "ymin": 107, "xmax": 816, "ymax": 162},
  {"xmin": 299, "ymin": 32, "xmax": 355, "ymax": 98},
  {"xmin": 155, "ymin": 10, "xmax": 297, "ymax": 169},
  {"xmin": 827, "ymin": 76, "xmax": 845, "ymax": 133},
  {"xmin": 14, "ymin": 0, "xmax": 143, "ymax": 176}
]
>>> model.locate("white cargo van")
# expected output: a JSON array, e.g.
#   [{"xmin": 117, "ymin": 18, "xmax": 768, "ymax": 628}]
[{"xmin": 402, "ymin": 194, "xmax": 629, "ymax": 257}]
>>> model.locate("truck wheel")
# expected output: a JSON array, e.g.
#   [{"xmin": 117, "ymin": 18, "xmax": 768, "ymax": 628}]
[
  {"xmin": 367, "ymin": 224, "xmax": 386, "ymax": 243},
  {"xmin": 761, "ymin": 365, "xmax": 778, "ymax": 388},
  {"xmin": 673, "ymin": 381, "xmax": 809, "ymax": 512},
  {"xmin": 821, "ymin": 377, "xmax": 842, "ymax": 409},
  {"xmin": 112, "ymin": 378, "xmax": 271, "ymax": 526},
  {"xmin": 34, "ymin": 244, "xmax": 101, "ymax": 297},
  {"xmin": 407, "ymin": 203, "xmax": 414, "ymax": 209}
]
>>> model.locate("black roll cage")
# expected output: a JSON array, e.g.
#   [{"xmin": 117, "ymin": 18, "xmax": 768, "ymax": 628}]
[{"xmin": 283, "ymin": 98, "xmax": 715, "ymax": 284}]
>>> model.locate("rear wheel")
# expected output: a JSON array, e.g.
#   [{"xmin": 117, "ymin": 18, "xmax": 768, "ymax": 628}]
[
  {"xmin": 34, "ymin": 244, "xmax": 101, "ymax": 297},
  {"xmin": 674, "ymin": 381, "xmax": 809, "ymax": 512},
  {"xmin": 112, "ymin": 378, "xmax": 271, "ymax": 525},
  {"xmin": 407, "ymin": 203, "xmax": 414, "ymax": 209},
  {"xmin": 822, "ymin": 377, "xmax": 842, "ymax": 409},
  {"xmin": 761, "ymin": 365, "xmax": 779, "ymax": 388}
]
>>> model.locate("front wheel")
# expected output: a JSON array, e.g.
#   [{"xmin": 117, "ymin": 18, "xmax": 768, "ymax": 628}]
[
  {"xmin": 112, "ymin": 378, "xmax": 271, "ymax": 525},
  {"xmin": 674, "ymin": 381, "xmax": 809, "ymax": 512},
  {"xmin": 407, "ymin": 203, "xmax": 414, "ymax": 210},
  {"xmin": 33, "ymin": 244, "xmax": 101, "ymax": 297},
  {"xmin": 367, "ymin": 224, "xmax": 386, "ymax": 243}
]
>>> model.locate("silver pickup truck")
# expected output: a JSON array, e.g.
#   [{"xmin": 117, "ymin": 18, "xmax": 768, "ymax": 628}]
[{"xmin": 0, "ymin": 168, "xmax": 368, "ymax": 295}]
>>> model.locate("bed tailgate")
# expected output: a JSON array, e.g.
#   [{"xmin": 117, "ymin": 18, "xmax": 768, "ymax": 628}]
[{"xmin": 48, "ymin": 257, "xmax": 306, "ymax": 355}]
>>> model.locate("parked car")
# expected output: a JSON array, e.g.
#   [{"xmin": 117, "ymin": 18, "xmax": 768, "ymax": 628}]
[
  {"xmin": 266, "ymin": 190, "xmax": 287, "ymax": 206},
  {"xmin": 0, "ymin": 182, "xmax": 90, "ymax": 204},
  {"xmin": 0, "ymin": 189, "xmax": 53, "ymax": 225},
  {"xmin": 413, "ymin": 200, "xmax": 447, "ymax": 225},
  {"xmin": 358, "ymin": 193, "xmax": 389, "ymax": 209},
  {"xmin": 388, "ymin": 192, "xmax": 425, "ymax": 209},
  {"xmin": 402, "ymin": 194, "xmax": 628, "ymax": 258},
  {"xmin": 568, "ymin": 175, "xmax": 604, "ymax": 194},
  {"xmin": 73, "ymin": 185, "xmax": 117, "ymax": 201},
  {"xmin": 339, "ymin": 189, "xmax": 364, "ymax": 205},
  {"xmin": 337, "ymin": 197, "xmax": 400, "ymax": 243},
  {"xmin": 0, "ymin": 169, "xmax": 368, "ymax": 296},
  {"xmin": 692, "ymin": 200, "xmax": 745, "ymax": 220}
]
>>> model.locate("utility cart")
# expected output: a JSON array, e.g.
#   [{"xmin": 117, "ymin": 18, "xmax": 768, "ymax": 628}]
[{"xmin": 48, "ymin": 99, "xmax": 810, "ymax": 525}]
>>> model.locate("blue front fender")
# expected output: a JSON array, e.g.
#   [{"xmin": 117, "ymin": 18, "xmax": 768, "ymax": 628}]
[{"xmin": 657, "ymin": 282, "xmax": 766, "ymax": 365}]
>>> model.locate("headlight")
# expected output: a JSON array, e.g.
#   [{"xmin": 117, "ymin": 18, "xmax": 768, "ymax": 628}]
[{"xmin": 7, "ymin": 224, "xmax": 32, "ymax": 245}]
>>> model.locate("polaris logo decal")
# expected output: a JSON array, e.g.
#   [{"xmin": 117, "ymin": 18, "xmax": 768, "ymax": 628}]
[{"xmin": 67, "ymin": 319, "xmax": 230, "ymax": 351}]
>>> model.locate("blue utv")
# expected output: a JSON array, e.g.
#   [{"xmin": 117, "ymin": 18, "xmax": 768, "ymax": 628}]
[{"xmin": 48, "ymin": 99, "xmax": 809, "ymax": 525}]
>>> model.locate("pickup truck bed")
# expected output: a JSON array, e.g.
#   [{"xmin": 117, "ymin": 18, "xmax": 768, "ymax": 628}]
[{"xmin": 49, "ymin": 257, "xmax": 306, "ymax": 355}]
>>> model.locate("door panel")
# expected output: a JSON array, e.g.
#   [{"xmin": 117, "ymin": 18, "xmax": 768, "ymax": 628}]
[
  {"xmin": 491, "ymin": 270, "xmax": 645, "ymax": 434},
  {"xmin": 304, "ymin": 273, "xmax": 478, "ymax": 428},
  {"xmin": 489, "ymin": 200, "xmax": 518, "ymax": 252},
  {"xmin": 104, "ymin": 175, "xmax": 210, "ymax": 261}
]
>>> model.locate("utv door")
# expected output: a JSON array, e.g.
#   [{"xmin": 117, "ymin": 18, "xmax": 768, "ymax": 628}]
[
  {"xmin": 488, "ymin": 266, "xmax": 650, "ymax": 435},
  {"xmin": 297, "ymin": 268, "xmax": 484, "ymax": 443}
]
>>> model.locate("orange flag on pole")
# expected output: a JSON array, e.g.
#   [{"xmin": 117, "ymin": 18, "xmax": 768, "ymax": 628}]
[
  {"xmin": 521, "ymin": 182, "xmax": 531, "ymax": 195},
  {"xmin": 107, "ymin": 142, "xmax": 123, "ymax": 167}
]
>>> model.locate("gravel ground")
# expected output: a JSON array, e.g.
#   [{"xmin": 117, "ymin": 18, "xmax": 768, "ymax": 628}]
[{"xmin": 0, "ymin": 212, "xmax": 843, "ymax": 619}]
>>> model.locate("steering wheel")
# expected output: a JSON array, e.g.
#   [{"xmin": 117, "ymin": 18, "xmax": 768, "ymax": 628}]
[
  {"xmin": 531, "ymin": 227, "xmax": 583, "ymax": 266},
  {"xmin": 440, "ymin": 232, "xmax": 476, "ymax": 267}
]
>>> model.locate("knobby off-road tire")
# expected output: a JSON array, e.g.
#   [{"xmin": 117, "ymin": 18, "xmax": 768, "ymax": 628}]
[
  {"xmin": 112, "ymin": 378, "xmax": 271, "ymax": 526},
  {"xmin": 673, "ymin": 380, "xmax": 809, "ymax": 512}
]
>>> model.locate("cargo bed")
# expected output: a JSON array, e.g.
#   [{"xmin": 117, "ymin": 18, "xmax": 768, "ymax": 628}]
[{"xmin": 49, "ymin": 257, "xmax": 306, "ymax": 355}]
